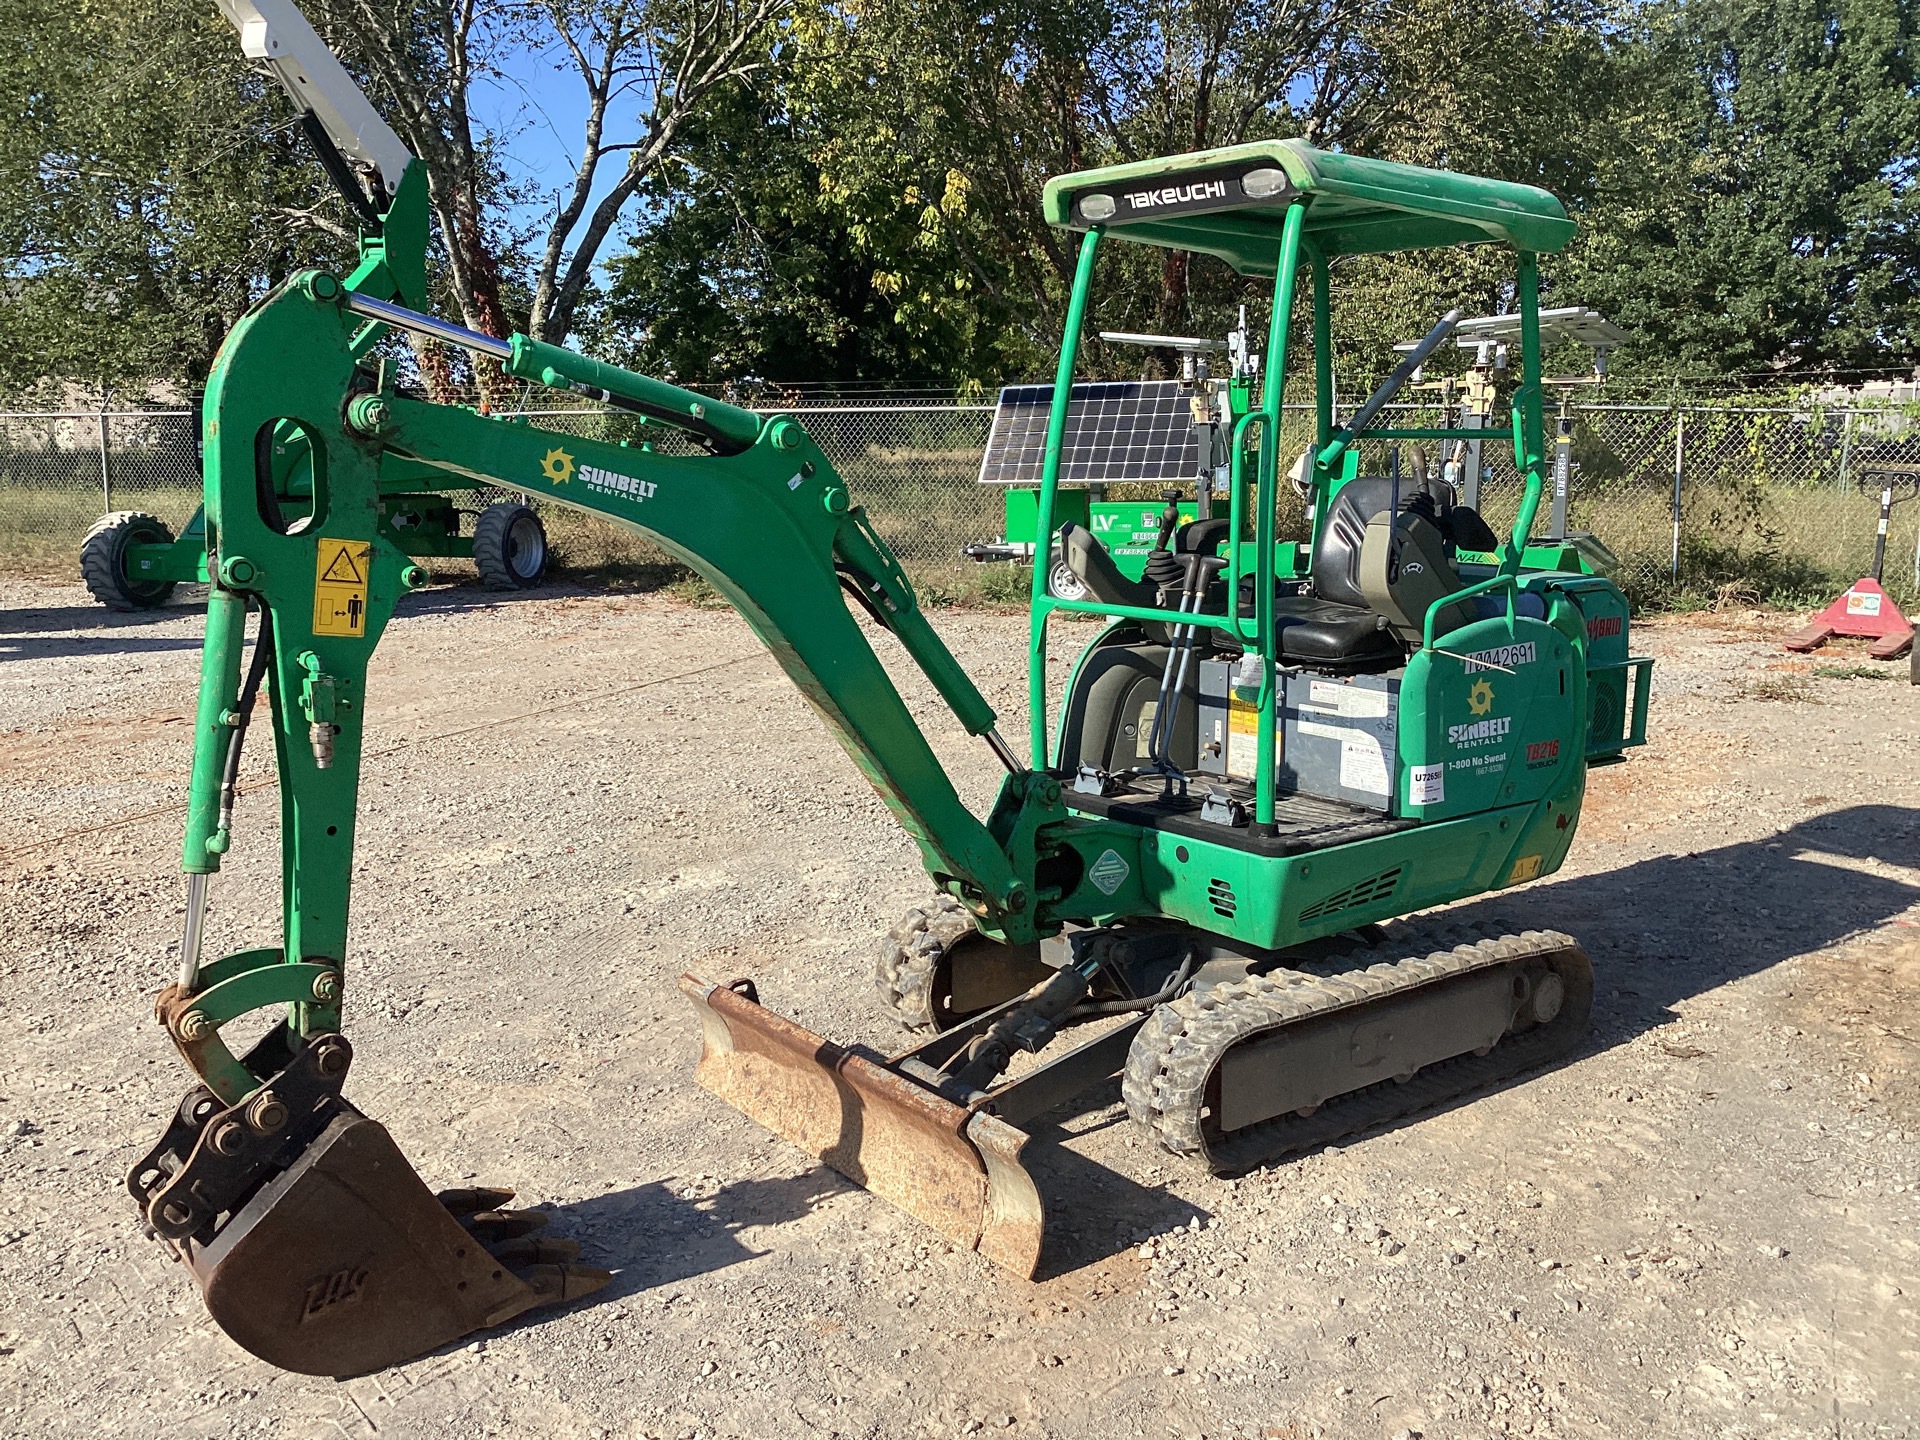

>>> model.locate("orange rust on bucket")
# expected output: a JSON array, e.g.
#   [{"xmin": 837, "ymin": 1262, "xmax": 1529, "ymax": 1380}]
[{"xmin": 680, "ymin": 974, "xmax": 1045, "ymax": 1277}]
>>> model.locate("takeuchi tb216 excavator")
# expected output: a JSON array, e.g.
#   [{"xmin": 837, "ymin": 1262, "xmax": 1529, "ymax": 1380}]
[{"xmin": 131, "ymin": 0, "xmax": 1652, "ymax": 1378}]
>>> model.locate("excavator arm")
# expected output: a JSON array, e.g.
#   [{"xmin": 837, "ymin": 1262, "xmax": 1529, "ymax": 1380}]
[
  {"xmin": 134, "ymin": 273, "xmax": 1121, "ymax": 1372},
  {"xmin": 180, "ymin": 279, "xmax": 1075, "ymax": 974}
]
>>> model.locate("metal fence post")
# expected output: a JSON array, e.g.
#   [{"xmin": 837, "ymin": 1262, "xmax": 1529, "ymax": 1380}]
[
  {"xmin": 97, "ymin": 404, "xmax": 112, "ymax": 514},
  {"xmin": 1836, "ymin": 409, "xmax": 1854, "ymax": 493},
  {"xmin": 1670, "ymin": 409, "xmax": 1684, "ymax": 579}
]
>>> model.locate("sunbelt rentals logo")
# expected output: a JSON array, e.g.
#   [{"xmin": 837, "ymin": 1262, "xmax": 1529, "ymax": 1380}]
[{"xmin": 1448, "ymin": 679, "xmax": 1510, "ymax": 747}]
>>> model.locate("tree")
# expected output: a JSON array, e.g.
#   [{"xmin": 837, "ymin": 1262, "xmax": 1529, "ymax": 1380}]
[
  {"xmin": 1565, "ymin": 0, "xmax": 1920, "ymax": 378},
  {"xmin": 309, "ymin": 0, "xmax": 788, "ymax": 352},
  {"xmin": 592, "ymin": 81, "xmax": 967, "ymax": 388},
  {"xmin": 0, "ymin": 0, "xmax": 352, "ymax": 395}
]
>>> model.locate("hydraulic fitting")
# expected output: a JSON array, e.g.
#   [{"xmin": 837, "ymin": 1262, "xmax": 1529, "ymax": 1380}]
[{"xmin": 297, "ymin": 653, "xmax": 338, "ymax": 770}]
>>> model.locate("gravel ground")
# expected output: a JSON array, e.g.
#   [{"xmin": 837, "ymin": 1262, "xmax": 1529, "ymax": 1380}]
[{"xmin": 1, "ymin": 578, "xmax": 1917, "ymax": 1440}]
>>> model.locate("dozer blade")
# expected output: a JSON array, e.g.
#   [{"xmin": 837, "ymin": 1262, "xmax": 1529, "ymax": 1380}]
[
  {"xmin": 130, "ymin": 1035, "xmax": 609, "ymax": 1377},
  {"xmin": 681, "ymin": 975, "xmax": 1045, "ymax": 1277}
]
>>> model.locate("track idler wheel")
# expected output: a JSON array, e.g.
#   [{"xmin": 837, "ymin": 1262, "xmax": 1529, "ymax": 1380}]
[
  {"xmin": 875, "ymin": 894, "xmax": 1052, "ymax": 1032},
  {"xmin": 128, "ymin": 1035, "xmax": 609, "ymax": 1376}
]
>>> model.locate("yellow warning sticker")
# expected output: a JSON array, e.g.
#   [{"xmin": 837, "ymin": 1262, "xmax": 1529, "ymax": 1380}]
[
  {"xmin": 313, "ymin": 538, "xmax": 371, "ymax": 637},
  {"xmin": 1507, "ymin": 853, "xmax": 1544, "ymax": 884}
]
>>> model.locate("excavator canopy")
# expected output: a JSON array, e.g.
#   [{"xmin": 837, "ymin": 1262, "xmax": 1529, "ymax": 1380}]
[{"xmin": 1041, "ymin": 138, "xmax": 1576, "ymax": 272}]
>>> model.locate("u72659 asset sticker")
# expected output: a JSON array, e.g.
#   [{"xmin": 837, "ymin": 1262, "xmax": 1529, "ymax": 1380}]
[{"xmin": 1409, "ymin": 763, "xmax": 1445, "ymax": 806}]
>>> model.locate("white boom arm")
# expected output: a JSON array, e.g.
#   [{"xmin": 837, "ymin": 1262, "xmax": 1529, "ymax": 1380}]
[{"xmin": 216, "ymin": 0, "xmax": 414, "ymax": 195}]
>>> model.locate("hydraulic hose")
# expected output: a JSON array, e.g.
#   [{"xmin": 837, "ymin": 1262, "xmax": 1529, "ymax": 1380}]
[{"xmin": 216, "ymin": 610, "xmax": 276, "ymax": 840}]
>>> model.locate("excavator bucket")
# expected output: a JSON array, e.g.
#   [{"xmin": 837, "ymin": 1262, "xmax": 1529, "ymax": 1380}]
[
  {"xmin": 681, "ymin": 976, "xmax": 1046, "ymax": 1276},
  {"xmin": 128, "ymin": 1036, "xmax": 609, "ymax": 1377}
]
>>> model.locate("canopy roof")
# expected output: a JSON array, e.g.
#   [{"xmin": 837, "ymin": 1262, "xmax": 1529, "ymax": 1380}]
[{"xmin": 1041, "ymin": 140, "xmax": 1575, "ymax": 275}]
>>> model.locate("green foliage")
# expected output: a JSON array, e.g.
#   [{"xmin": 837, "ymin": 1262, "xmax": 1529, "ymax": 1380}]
[
  {"xmin": 1813, "ymin": 662, "xmax": 1896, "ymax": 678},
  {"xmin": 0, "ymin": 0, "xmax": 352, "ymax": 395},
  {"xmin": 1564, "ymin": 0, "xmax": 1920, "ymax": 378},
  {"xmin": 8, "ymin": 0, "xmax": 1917, "ymax": 398},
  {"xmin": 591, "ymin": 80, "xmax": 989, "ymax": 389}
]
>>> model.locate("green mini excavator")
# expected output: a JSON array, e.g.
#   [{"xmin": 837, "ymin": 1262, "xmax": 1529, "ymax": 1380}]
[{"xmin": 130, "ymin": 0, "xmax": 1651, "ymax": 1380}]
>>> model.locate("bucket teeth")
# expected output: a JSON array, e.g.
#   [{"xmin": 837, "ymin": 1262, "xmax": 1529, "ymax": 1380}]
[
  {"xmin": 517, "ymin": 1262, "xmax": 615, "ymax": 1306},
  {"xmin": 156, "ymin": 1107, "xmax": 609, "ymax": 1376},
  {"xmin": 435, "ymin": 1186, "xmax": 518, "ymax": 1215},
  {"xmin": 485, "ymin": 1235, "xmax": 582, "ymax": 1266},
  {"xmin": 459, "ymin": 1207, "xmax": 552, "ymax": 1242}
]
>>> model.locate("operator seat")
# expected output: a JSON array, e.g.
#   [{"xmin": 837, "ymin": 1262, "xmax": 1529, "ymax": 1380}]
[{"xmin": 1269, "ymin": 477, "xmax": 1486, "ymax": 668}]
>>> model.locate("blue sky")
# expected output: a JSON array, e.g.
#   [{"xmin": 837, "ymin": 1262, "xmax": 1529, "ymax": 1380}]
[{"xmin": 470, "ymin": 36, "xmax": 647, "ymax": 247}]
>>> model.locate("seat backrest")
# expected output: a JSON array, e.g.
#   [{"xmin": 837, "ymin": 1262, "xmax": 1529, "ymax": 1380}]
[
  {"xmin": 1311, "ymin": 476, "xmax": 1455, "ymax": 607},
  {"xmin": 1059, "ymin": 522, "xmax": 1160, "ymax": 612},
  {"xmin": 1359, "ymin": 511, "xmax": 1478, "ymax": 642}
]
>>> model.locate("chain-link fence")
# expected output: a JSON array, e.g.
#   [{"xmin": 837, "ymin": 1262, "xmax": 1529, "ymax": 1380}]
[{"xmin": 5, "ymin": 400, "xmax": 1917, "ymax": 610}]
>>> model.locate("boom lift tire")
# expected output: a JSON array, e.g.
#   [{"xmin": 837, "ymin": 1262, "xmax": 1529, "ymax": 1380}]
[
  {"xmin": 80, "ymin": 510, "xmax": 178, "ymax": 610},
  {"xmin": 875, "ymin": 894, "xmax": 1054, "ymax": 1031},
  {"xmin": 473, "ymin": 502, "xmax": 549, "ymax": 590}
]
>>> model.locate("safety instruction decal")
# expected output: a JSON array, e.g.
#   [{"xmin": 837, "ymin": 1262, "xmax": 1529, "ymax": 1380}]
[
  {"xmin": 313, "ymin": 538, "xmax": 371, "ymax": 637},
  {"xmin": 1507, "ymin": 853, "xmax": 1544, "ymax": 884}
]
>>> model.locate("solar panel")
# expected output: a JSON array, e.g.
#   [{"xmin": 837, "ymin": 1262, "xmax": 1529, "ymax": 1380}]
[{"xmin": 977, "ymin": 380, "xmax": 1199, "ymax": 485}]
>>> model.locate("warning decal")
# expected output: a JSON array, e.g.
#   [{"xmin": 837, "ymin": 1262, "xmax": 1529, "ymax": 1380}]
[
  {"xmin": 319, "ymin": 545, "xmax": 365, "ymax": 584},
  {"xmin": 313, "ymin": 538, "xmax": 371, "ymax": 637}
]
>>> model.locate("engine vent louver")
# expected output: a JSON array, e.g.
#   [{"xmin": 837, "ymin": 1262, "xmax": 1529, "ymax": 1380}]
[
  {"xmin": 1207, "ymin": 878, "xmax": 1238, "ymax": 919},
  {"xmin": 1298, "ymin": 866, "xmax": 1404, "ymax": 924}
]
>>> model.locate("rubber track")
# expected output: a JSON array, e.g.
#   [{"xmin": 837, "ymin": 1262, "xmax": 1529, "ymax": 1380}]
[
  {"xmin": 873, "ymin": 894, "xmax": 973, "ymax": 1031},
  {"xmin": 1122, "ymin": 924, "xmax": 1593, "ymax": 1175}
]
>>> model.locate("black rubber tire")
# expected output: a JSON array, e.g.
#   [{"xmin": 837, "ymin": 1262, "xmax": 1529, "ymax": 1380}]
[
  {"xmin": 79, "ymin": 511, "xmax": 178, "ymax": 610},
  {"xmin": 473, "ymin": 503, "xmax": 549, "ymax": 590},
  {"xmin": 874, "ymin": 894, "xmax": 980, "ymax": 1032}
]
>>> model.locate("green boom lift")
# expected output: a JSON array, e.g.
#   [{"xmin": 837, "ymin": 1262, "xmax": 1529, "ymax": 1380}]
[{"xmin": 129, "ymin": 2, "xmax": 1652, "ymax": 1379}]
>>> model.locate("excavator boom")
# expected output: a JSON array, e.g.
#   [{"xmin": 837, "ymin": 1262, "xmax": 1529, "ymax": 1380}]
[{"xmin": 139, "ymin": 273, "xmax": 1107, "ymax": 1366}]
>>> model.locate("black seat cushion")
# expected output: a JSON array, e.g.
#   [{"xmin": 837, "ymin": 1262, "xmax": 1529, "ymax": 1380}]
[{"xmin": 1272, "ymin": 596, "xmax": 1400, "ymax": 664}]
